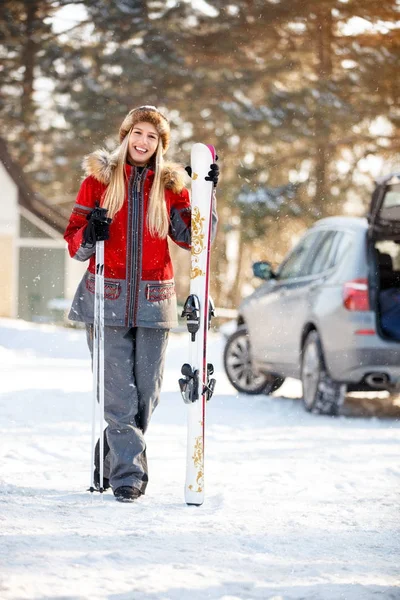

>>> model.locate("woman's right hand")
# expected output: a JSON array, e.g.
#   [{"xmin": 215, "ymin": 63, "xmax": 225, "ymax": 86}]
[{"xmin": 82, "ymin": 206, "xmax": 111, "ymax": 247}]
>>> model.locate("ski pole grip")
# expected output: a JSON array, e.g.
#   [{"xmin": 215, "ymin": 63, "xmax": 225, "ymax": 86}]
[{"xmin": 91, "ymin": 204, "xmax": 111, "ymax": 224}]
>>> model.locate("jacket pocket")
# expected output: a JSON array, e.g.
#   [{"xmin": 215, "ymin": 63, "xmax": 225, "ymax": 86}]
[
  {"xmin": 145, "ymin": 282, "xmax": 175, "ymax": 302},
  {"xmin": 86, "ymin": 274, "xmax": 121, "ymax": 300}
]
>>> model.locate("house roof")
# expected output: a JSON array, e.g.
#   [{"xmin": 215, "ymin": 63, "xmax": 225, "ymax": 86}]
[{"xmin": 0, "ymin": 136, "xmax": 68, "ymax": 235}]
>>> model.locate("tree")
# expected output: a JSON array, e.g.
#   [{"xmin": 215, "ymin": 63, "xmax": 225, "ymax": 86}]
[{"xmin": 1, "ymin": 0, "xmax": 399, "ymax": 307}]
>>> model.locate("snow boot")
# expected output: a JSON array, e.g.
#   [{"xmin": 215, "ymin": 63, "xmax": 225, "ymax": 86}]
[{"xmin": 114, "ymin": 486, "xmax": 142, "ymax": 503}]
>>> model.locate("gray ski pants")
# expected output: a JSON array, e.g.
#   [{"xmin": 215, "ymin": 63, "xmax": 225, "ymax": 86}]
[{"xmin": 86, "ymin": 325, "xmax": 169, "ymax": 493}]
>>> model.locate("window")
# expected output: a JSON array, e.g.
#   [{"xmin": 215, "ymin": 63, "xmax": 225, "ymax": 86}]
[
  {"xmin": 383, "ymin": 183, "xmax": 400, "ymax": 210},
  {"xmin": 308, "ymin": 231, "xmax": 337, "ymax": 275},
  {"xmin": 277, "ymin": 231, "xmax": 325, "ymax": 280},
  {"xmin": 380, "ymin": 183, "xmax": 400, "ymax": 223},
  {"xmin": 20, "ymin": 215, "xmax": 51, "ymax": 239},
  {"xmin": 331, "ymin": 232, "xmax": 353, "ymax": 267}
]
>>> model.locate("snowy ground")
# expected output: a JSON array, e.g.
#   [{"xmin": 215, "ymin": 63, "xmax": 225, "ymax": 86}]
[{"xmin": 0, "ymin": 318, "xmax": 399, "ymax": 600}]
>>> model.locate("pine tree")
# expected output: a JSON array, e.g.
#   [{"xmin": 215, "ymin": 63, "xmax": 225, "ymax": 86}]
[{"xmin": 1, "ymin": 0, "xmax": 399, "ymax": 306}]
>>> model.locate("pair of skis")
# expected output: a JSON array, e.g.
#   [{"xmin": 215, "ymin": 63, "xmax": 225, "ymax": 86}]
[{"xmin": 91, "ymin": 144, "xmax": 216, "ymax": 506}]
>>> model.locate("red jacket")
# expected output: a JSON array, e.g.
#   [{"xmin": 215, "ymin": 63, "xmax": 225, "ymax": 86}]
[
  {"xmin": 64, "ymin": 164, "xmax": 191, "ymax": 281},
  {"xmin": 64, "ymin": 152, "xmax": 194, "ymax": 328}
]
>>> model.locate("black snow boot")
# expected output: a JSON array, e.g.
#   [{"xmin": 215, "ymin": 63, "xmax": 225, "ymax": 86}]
[
  {"xmin": 94, "ymin": 431, "xmax": 111, "ymax": 491},
  {"xmin": 114, "ymin": 486, "xmax": 142, "ymax": 503}
]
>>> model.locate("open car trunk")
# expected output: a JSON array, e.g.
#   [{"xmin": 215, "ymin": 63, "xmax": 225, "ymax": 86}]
[{"xmin": 368, "ymin": 173, "xmax": 400, "ymax": 341}]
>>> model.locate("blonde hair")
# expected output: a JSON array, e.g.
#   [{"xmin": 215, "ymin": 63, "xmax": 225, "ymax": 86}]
[{"xmin": 102, "ymin": 131, "xmax": 169, "ymax": 238}]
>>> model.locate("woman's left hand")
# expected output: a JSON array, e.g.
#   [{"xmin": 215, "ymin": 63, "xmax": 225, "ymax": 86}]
[
  {"xmin": 205, "ymin": 162, "xmax": 219, "ymax": 188},
  {"xmin": 185, "ymin": 156, "xmax": 220, "ymax": 188}
]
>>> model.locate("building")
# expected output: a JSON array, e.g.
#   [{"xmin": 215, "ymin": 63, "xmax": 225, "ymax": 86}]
[{"xmin": 0, "ymin": 137, "xmax": 85, "ymax": 323}]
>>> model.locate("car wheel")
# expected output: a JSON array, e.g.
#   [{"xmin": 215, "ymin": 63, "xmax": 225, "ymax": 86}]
[
  {"xmin": 223, "ymin": 327, "xmax": 284, "ymax": 395},
  {"xmin": 301, "ymin": 330, "xmax": 346, "ymax": 416}
]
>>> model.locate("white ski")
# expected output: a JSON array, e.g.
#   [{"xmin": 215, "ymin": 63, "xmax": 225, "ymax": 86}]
[{"xmin": 179, "ymin": 143, "xmax": 216, "ymax": 506}]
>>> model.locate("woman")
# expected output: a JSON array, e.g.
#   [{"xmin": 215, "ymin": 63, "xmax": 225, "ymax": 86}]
[{"xmin": 64, "ymin": 105, "xmax": 218, "ymax": 503}]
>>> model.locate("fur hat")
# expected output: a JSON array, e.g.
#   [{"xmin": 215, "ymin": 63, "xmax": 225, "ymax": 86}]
[{"xmin": 119, "ymin": 105, "xmax": 170, "ymax": 153}]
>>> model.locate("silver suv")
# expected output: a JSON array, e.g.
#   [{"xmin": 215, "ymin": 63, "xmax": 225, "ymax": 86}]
[{"xmin": 224, "ymin": 174, "xmax": 400, "ymax": 415}]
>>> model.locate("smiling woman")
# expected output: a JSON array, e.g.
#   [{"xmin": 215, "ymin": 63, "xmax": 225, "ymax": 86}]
[{"xmin": 63, "ymin": 104, "xmax": 219, "ymax": 503}]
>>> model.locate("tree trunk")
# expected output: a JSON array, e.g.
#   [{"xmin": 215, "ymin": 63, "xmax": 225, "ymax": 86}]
[
  {"xmin": 210, "ymin": 233, "xmax": 229, "ymax": 308},
  {"xmin": 20, "ymin": 0, "xmax": 37, "ymax": 166},
  {"xmin": 314, "ymin": 7, "xmax": 333, "ymax": 215},
  {"xmin": 226, "ymin": 229, "xmax": 248, "ymax": 309}
]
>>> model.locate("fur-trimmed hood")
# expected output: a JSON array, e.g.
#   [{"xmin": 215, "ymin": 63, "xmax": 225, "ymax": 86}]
[{"xmin": 83, "ymin": 148, "xmax": 188, "ymax": 195}]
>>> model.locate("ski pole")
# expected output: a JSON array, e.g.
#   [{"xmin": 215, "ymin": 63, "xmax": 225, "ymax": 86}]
[
  {"xmin": 89, "ymin": 241, "xmax": 99, "ymax": 493},
  {"xmin": 90, "ymin": 238, "xmax": 105, "ymax": 495},
  {"xmin": 97, "ymin": 239, "xmax": 105, "ymax": 494}
]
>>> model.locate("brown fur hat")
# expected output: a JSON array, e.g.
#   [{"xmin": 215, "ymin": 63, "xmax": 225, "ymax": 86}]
[
  {"xmin": 119, "ymin": 105, "xmax": 170, "ymax": 153},
  {"xmin": 83, "ymin": 148, "xmax": 188, "ymax": 194}
]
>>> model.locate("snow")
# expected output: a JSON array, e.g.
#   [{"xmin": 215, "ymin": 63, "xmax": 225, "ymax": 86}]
[{"xmin": 0, "ymin": 318, "xmax": 399, "ymax": 600}]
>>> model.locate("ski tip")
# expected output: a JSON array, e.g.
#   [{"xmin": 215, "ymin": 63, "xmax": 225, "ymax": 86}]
[
  {"xmin": 206, "ymin": 145, "xmax": 216, "ymax": 161},
  {"xmin": 192, "ymin": 142, "xmax": 216, "ymax": 162}
]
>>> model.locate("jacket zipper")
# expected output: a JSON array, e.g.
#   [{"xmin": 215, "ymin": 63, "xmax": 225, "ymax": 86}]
[
  {"xmin": 129, "ymin": 168, "xmax": 147, "ymax": 326},
  {"xmin": 136, "ymin": 173, "xmax": 142, "ymax": 192}
]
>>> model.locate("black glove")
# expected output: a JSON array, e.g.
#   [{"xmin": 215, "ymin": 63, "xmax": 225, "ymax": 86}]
[
  {"xmin": 185, "ymin": 160, "xmax": 220, "ymax": 188},
  {"xmin": 205, "ymin": 163, "xmax": 219, "ymax": 187},
  {"xmin": 82, "ymin": 205, "xmax": 111, "ymax": 248}
]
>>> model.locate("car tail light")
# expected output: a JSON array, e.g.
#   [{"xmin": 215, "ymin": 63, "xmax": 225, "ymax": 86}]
[
  {"xmin": 354, "ymin": 329, "xmax": 376, "ymax": 335},
  {"xmin": 343, "ymin": 278, "xmax": 370, "ymax": 311}
]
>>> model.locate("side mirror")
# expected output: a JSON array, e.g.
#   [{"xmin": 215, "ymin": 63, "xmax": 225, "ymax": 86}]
[{"xmin": 252, "ymin": 261, "xmax": 275, "ymax": 281}]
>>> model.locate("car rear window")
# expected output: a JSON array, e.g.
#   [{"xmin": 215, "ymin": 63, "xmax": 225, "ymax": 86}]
[
  {"xmin": 277, "ymin": 231, "xmax": 326, "ymax": 279},
  {"xmin": 382, "ymin": 183, "xmax": 400, "ymax": 217},
  {"xmin": 330, "ymin": 232, "xmax": 353, "ymax": 267},
  {"xmin": 307, "ymin": 231, "xmax": 337, "ymax": 275}
]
